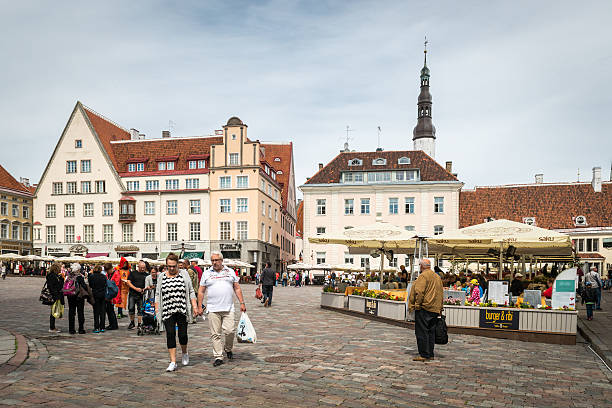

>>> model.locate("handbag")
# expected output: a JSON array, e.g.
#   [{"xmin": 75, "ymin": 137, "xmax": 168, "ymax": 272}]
[
  {"xmin": 255, "ymin": 287, "xmax": 263, "ymax": 300},
  {"xmin": 51, "ymin": 299, "xmax": 64, "ymax": 319},
  {"xmin": 434, "ymin": 314, "xmax": 448, "ymax": 345},
  {"xmin": 40, "ymin": 282, "xmax": 54, "ymax": 305}
]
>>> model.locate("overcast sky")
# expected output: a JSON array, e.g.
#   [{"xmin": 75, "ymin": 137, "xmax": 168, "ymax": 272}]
[{"xmin": 1, "ymin": 1, "xmax": 611, "ymax": 195}]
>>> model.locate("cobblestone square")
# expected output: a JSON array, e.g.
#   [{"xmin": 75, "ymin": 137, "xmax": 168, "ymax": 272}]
[{"xmin": 0, "ymin": 278, "xmax": 610, "ymax": 407}]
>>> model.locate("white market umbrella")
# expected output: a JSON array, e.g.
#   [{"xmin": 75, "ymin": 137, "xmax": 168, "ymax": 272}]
[
  {"xmin": 287, "ymin": 262, "xmax": 314, "ymax": 270},
  {"xmin": 0, "ymin": 253, "xmax": 24, "ymax": 261}
]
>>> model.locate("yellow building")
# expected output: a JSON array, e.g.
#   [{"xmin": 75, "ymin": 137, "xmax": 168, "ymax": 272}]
[{"xmin": 0, "ymin": 164, "xmax": 33, "ymax": 255}]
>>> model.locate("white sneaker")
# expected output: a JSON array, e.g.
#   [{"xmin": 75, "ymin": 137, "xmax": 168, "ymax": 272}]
[
  {"xmin": 182, "ymin": 353, "xmax": 189, "ymax": 366},
  {"xmin": 166, "ymin": 362, "xmax": 177, "ymax": 372},
  {"xmin": 48, "ymin": 328, "xmax": 61, "ymax": 333}
]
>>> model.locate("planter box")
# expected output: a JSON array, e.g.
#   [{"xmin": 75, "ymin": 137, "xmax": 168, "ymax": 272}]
[
  {"xmin": 348, "ymin": 295, "xmax": 406, "ymax": 320},
  {"xmin": 320, "ymin": 292, "xmax": 347, "ymax": 309},
  {"xmin": 443, "ymin": 305, "xmax": 576, "ymax": 334}
]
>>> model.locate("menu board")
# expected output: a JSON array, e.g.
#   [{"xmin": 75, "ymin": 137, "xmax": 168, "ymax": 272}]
[
  {"xmin": 488, "ymin": 280, "xmax": 509, "ymax": 305},
  {"xmin": 551, "ymin": 279, "xmax": 576, "ymax": 309},
  {"xmin": 364, "ymin": 298, "xmax": 378, "ymax": 316},
  {"xmin": 479, "ymin": 309, "xmax": 519, "ymax": 330}
]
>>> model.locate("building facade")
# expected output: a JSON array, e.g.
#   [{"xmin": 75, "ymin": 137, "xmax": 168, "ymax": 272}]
[
  {"xmin": 33, "ymin": 103, "xmax": 296, "ymax": 271},
  {"xmin": 0, "ymin": 165, "xmax": 33, "ymax": 255},
  {"xmin": 460, "ymin": 168, "xmax": 612, "ymax": 277}
]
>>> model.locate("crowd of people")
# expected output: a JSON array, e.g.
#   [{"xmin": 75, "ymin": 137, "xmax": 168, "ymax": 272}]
[{"xmin": 43, "ymin": 251, "xmax": 247, "ymax": 371}]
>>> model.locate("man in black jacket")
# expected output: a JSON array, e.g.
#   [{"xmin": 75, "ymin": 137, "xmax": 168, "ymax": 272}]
[{"xmin": 259, "ymin": 263, "xmax": 276, "ymax": 307}]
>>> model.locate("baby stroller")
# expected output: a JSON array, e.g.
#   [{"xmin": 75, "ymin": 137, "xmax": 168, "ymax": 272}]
[{"xmin": 137, "ymin": 288, "xmax": 160, "ymax": 335}]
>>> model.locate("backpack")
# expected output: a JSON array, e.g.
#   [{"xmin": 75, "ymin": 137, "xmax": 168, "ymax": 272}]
[
  {"xmin": 62, "ymin": 276, "xmax": 77, "ymax": 296},
  {"xmin": 105, "ymin": 278, "xmax": 119, "ymax": 300}
]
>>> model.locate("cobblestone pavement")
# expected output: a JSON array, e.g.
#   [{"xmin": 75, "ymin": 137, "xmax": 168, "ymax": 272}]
[
  {"xmin": 0, "ymin": 329, "xmax": 15, "ymax": 365},
  {"xmin": 0, "ymin": 277, "xmax": 611, "ymax": 407}
]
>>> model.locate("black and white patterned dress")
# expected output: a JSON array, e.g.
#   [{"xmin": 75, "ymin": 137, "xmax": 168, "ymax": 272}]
[{"xmin": 161, "ymin": 273, "xmax": 187, "ymax": 321}]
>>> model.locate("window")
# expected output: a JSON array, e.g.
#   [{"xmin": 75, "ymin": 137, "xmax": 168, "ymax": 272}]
[
  {"xmin": 361, "ymin": 257, "xmax": 370, "ymax": 268},
  {"xmin": 367, "ymin": 172, "xmax": 392, "ymax": 182},
  {"xmin": 316, "ymin": 252, "xmax": 326, "ymax": 264},
  {"xmin": 268, "ymin": 205, "xmax": 272, "ymax": 219},
  {"xmin": 188, "ymin": 160, "xmax": 197, "ymax": 169},
  {"xmin": 144, "ymin": 201, "xmax": 155, "ymax": 215},
  {"xmin": 267, "ymin": 184, "xmax": 272, "ymax": 195},
  {"xmin": 81, "ymin": 160, "xmax": 91, "ymax": 173},
  {"xmin": 95, "ymin": 180, "xmax": 106, "ymax": 193},
  {"xmin": 190, "ymin": 200, "xmax": 201, "ymax": 214},
  {"xmin": 277, "ymin": 170, "xmax": 283, "ymax": 175},
  {"xmin": 405, "ymin": 197, "xmax": 415, "ymax": 214},
  {"xmin": 390, "ymin": 257, "xmax": 398, "ymax": 268},
  {"xmin": 268, "ymin": 226, "xmax": 272, "ymax": 243},
  {"xmin": 83, "ymin": 203, "xmax": 94, "ymax": 217},
  {"xmin": 262, "ymin": 201, "xmax": 266, "ymax": 215},
  {"xmin": 81, "ymin": 181, "xmax": 91, "ymax": 194},
  {"xmin": 126, "ymin": 181, "xmax": 139, "ymax": 191},
  {"xmin": 434, "ymin": 197, "xmax": 444, "ymax": 213},
  {"xmin": 46, "ymin": 204, "xmax": 56, "ymax": 218},
  {"xmin": 128, "ymin": 163, "xmax": 136, "ymax": 172},
  {"xmin": 398, "ymin": 157, "xmax": 410, "ymax": 164},
  {"xmin": 261, "ymin": 180, "xmax": 265, "ymax": 191},
  {"xmin": 236, "ymin": 221, "xmax": 248, "ymax": 240},
  {"xmin": 316, "ymin": 227, "xmax": 326, "ymax": 235},
  {"xmin": 198, "ymin": 160, "xmax": 206, "ymax": 169},
  {"xmin": 343, "ymin": 172, "xmax": 353, "ymax": 183},
  {"xmin": 354, "ymin": 173, "xmax": 363, "ymax": 182},
  {"xmin": 219, "ymin": 199, "xmax": 231, "ymax": 213},
  {"xmin": 145, "ymin": 180, "xmax": 159, "ymax": 191},
  {"xmin": 186, "ymin": 178, "xmax": 199, "ymax": 189},
  {"xmin": 236, "ymin": 175, "xmax": 248, "ymax": 188},
  {"xmin": 229, "ymin": 153, "xmax": 239, "ymax": 165},
  {"xmin": 83, "ymin": 225, "xmax": 94, "ymax": 242},
  {"xmin": 158, "ymin": 162, "xmax": 166, "ymax": 171},
  {"xmin": 167, "ymin": 200, "xmax": 177, "ymax": 215},
  {"xmin": 34, "ymin": 228, "xmax": 41, "ymax": 240},
  {"xmin": 348, "ymin": 158, "xmax": 362, "ymax": 166},
  {"xmin": 344, "ymin": 253, "xmax": 354, "ymax": 264},
  {"xmin": 103, "ymin": 202, "xmax": 113, "ymax": 216},
  {"xmin": 344, "ymin": 199, "xmax": 354, "ymax": 215},
  {"xmin": 396, "ymin": 170, "xmax": 419, "ymax": 181},
  {"xmin": 66, "ymin": 160, "xmax": 77, "ymax": 173},
  {"xmin": 575, "ymin": 215, "xmax": 587, "ymax": 226},
  {"xmin": 0, "ymin": 203, "xmax": 6, "ymax": 216},
  {"xmin": 220, "ymin": 222, "xmax": 231, "ymax": 240},
  {"xmin": 405, "ymin": 225, "xmax": 415, "ymax": 231},
  {"xmin": 373, "ymin": 158, "xmax": 387, "ymax": 165},
  {"xmin": 316, "ymin": 199, "xmax": 326, "ymax": 215},
  {"xmin": 586, "ymin": 238, "xmax": 599, "ymax": 252},
  {"xmin": 46, "ymin": 226, "xmax": 56, "ymax": 243},
  {"xmin": 22, "ymin": 206, "xmax": 29, "ymax": 219},
  {"xmin": 65, "ymin": 203, "xmax": 75, "ymax": 217},
  {"xmin": 22, "ymin": 226, "xmax": 30, "ymax": 241},
  {"xmin": 261, "ymin": 223, "xmax": 265, "ymax": 241},
  {"xmin": 11, "ymin": 204, "xmax": 18, "ymax": 217},
  {"xmin": 11, "ymin": 224, "xmax": 19, "ymax": 240},
  {"xmin": 136, "ymin": 163, "xmax": 144, "ymax": 172},
  {"xmin": 103, "ymin": 225, "xmax": 113, "ymax": 242},
  {"xmin": 237, "ymin": 198, "xmax": 248, "ymax": 212},
  {"xmin": 274, "ymin": 190, "xmax": 278, "ymax": 200},
  {"xmin": 166, "ymin": 161, "xmax": 175, "ymax": 170},
  {"xmin": 122, "ymin": 224, "xmax": 133, "ymax": 242},
  {"xmin": 167, "ymin": 223, "xmax": 177, "ymax": 241},
  {"xmin": 220, "ymin": 176, "xmax": 231, "ymax": 189},
  {"xmin": 389, "ymin": 198, "xmax": 399, "ymax": 214},
  {"xmin": 0, "ymin": 224, "xmax": 7, "ymax": 239},
  {"xmin": 274, "ymin": 208, "xmax": 278, "ymax": 222},
  {"xmin": 165, "ymin": 179, "xmax": 179, "ymax": 190},
  {"xmin": 75, "ymin": 140, "xmax": 82, "ymax": 148},
  {"xmin": 190, "ymin": 222, "xmax": 200, "ymax": 241},
  {"xmin": 52, "ymin": 182, "xmax": 63, "ymax": 195},
  {"xmin": 65, "ymin": 225, "xmax": 75, "ymax": 243},
  {"xmin": 434, "ymin": 225, "xmax": 444, "ymax": 235},
  {"xmin": 67, "ymin": 182, "xmax": 77, "ymax": 194},
  {"xmin": 145, "ymin": 223, "xmax": 155, "ymax": 242}
]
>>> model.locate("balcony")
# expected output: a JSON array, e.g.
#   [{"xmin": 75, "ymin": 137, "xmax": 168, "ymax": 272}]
[
  {"xmin": 119, "ymin": 213, "xmax": 136, "ymax": 223},
  {"xmin": 119, "ymin": 197, "xmax": 136, "ymax": 223}
]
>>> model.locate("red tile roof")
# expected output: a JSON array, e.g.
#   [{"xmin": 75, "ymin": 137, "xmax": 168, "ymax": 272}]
[
  {"xmin": 0, "ymin": 164, "xmax": 32, "ymax": 195},
  {"xmin": 296, "ymin": 200, "xmax": 303, "ymax": 237},
  {"xmin": 111, "ymin": 137, "xmax": 223, "ymax": 174},
  {"xmin": 304, "ymin": 150, "xmax": 458, "ymax": 184},
  {"xmin": 81, "ymin": 105, "xmax": 131, "ymax": 170},
  {"xmin": 261, "ymin": 143, "xmax": 293, "ymax": 211},
  {"xmin": 577, "ymin": 253, "xmax": 605, "ymax": 259},
  {"xmin": 460, "ymin": 182, "xmax": 612, "ymax": 229}
]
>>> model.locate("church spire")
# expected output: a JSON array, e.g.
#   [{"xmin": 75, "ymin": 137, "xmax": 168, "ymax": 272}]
[{"xmin": 413, "ymin": 37, "xmax": 436, "ymax": 158}]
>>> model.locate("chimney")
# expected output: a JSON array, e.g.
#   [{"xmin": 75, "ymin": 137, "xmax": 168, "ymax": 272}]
[
  {"xmin": 19, "ymin": 177, "xmax": 30, "ymax": 187},
  {"xmin": 318, "ymin": 163, "xmax": 323, "ymax": 170},
  {"xmin": 162, "ymin": 130, "xmax": 171, "ymax": 138},
  {"xmin": 592, "ymin": 166, "xmax": 602, "ymax": 192},
  {"xmin": 375, "ymin": 147, "xmax": 383, "ymax": 152},
  {"xmin": 445, "ymin": 161, "xmax": 452, "ymax": 173},
  {"xmin": 535, "ymin": 174, "xmax": 543, "ymax": 184},
  {"xmin": 130, "ymin": 128, "xmax": 139, "ymax": 140}
]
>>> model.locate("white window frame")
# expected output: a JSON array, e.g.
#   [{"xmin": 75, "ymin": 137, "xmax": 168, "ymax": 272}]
[
  {"xmin": 190, "ymin": 222, "xmax": 201, "ymax": 241},
  {"xmin": 167, "ymin": 200, "xmax": 178, "ymax": 215},
  {"xmin": 144, "ymin": 201, "xmax": 155, "ymax": 215},
  {"xmin": 190, "ymin": 200, "xmax": 201, "ymax": 214},
  {"xmin": 103, "ymin": 224, "xmax": 113, "ymax": 242},
  {"xmin": 434, "ymin": 197, "xmax": 444, "ymax": 213},
  {"xmin": 220, "ymin": 176, "xmax": 231, "ymax": 189},
  {"xmin": 344, "ymin": 199, "xmax": 354, "ymax": 215},
  {"xmin": 83, "ymin": 225, "xmax": 94, "ymax": 242},
  {"xmin": 219, "ymin": 199, "xmax": 231, "ymax": 213},
  {"xmin": 167, "ymin": 223, "xmax": 178, "ymax": 241},
  {"xmin": 237, "ymin": 198, "xmax": 248, "ymax": 213},
  {"xmin": 83, "ymin": 203, "xmax": 94, "ymax": 217},
  {"xmin": 219, "ymin": 221, "xmax": 231, "ymax": 240},
  {"xmin": 236, "ymin": 221, "xmax": 248, "ymax": 240},
  {"xmin": 316, "ymin": 199, "xmax": 326, "ymax": 215},
  {"xmin": 103, "ymin": 202, "xmax": 113, "ymax": 216}
]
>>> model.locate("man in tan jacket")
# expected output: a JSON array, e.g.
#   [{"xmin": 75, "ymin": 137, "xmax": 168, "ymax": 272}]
[{"xmin": 408, "ymin": 259, "xmax": 443, "ymax": 362}]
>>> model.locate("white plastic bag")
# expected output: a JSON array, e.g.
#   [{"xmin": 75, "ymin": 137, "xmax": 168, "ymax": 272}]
[{"xmin": 236, "ymin": 312, "xmax": 257, "ymax": 343}]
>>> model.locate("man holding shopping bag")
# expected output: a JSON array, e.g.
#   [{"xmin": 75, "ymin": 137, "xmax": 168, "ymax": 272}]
[{"xmin": 197, "ymin": 251, "xmax": 247, "ymax": 367}]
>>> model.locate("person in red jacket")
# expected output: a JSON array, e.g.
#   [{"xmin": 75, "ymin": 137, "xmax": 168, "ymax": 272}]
[
  {"xmin": 543, "ymin": 280, "xmax": 553, "ymax": 299},
  {"xmin": 105, "ymin": 263, "xmax": 119, "ymax": 330}
]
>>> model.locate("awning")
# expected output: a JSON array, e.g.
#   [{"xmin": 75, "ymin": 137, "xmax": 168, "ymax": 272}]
[
  {"xmin": 86, "ymin": 252, "xmax": 110, "ymax": 258},
  {"xmin": 184, "ymin": 252, "xmax": 204, "ymax": 259}
]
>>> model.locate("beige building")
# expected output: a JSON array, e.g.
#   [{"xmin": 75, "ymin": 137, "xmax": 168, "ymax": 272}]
[{"xmin": 0, "ymin": 165, "xmax": 33, "ymax": 255}]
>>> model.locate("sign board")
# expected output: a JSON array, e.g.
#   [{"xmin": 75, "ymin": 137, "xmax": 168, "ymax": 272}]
[
  {"xmin": 523, "ymin": 290, "xmax": 542, "ymax": 308},
  {"xmin": 488, "ymin": 281, "xmax": 509, "ymax": 305},
  {"xmin": 367, "ymin": 282, "xmax": 380, "ymax": 290},
  {"xmin": 479, "ymin": 309, "xmax": 519, "ymax": 330},
  {"xmin": 364, "ymin": 298, "xmax": 378, "ymax": 316},
  {"xmin": 552, "ymin": 279, "xmax": 576, "ymax": 309},
  {"xmin": 443, "ymin": 290, "xmax": 466, "ymax": 303}
]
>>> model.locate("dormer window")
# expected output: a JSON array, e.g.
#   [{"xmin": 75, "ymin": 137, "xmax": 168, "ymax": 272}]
[
  {"xmin": 348, "ymin": 158, "xmax": 362, "ymax": 166},
  {"xmin": 574, "ymin": 215, "xmax": 587, "ymax": 226},
  {"xmin": 523, "ymin": 217, "xmax": 536, "ymax": 226},
  {"xmin": 372, "ymin": 158, "xmax": 387, "ymax": 166},
  {"xmin": 277, "ymin": 170, "xmax": 283, "ymax": 175},
  {"xmin": 274, "ymin": 157, "xmax": 281, "ymax": 162},
  {"xmin": 75, "ymin": 140, "xmax": 82, "ymax": 148},
  {"xmin": 398, "ymin": 157, "xmax": 410, "ymax": 165}
]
